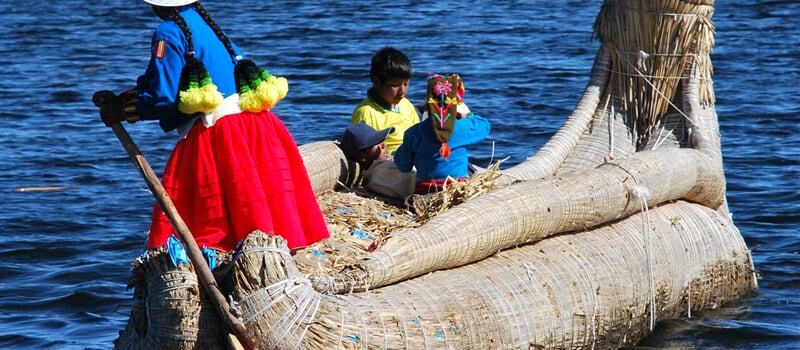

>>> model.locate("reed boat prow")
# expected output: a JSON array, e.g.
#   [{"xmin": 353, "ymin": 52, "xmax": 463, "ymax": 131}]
[
  {"xmin": 114, "ymin": 0, "xmax": 756, "ymax": 349},
  {"xmin": 295, "ymin": 0, "xmax": 733, "ymax": 294}
]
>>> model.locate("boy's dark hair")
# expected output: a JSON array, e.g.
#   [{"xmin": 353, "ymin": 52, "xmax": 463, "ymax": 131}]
[{"xmin": 370, "ymin": 47, "xmax": 412, "ymax": 83}]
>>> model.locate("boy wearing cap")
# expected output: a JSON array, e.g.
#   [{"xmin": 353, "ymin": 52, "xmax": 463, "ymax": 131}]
[
  {"xmin": 351, "ymin": 47, "xmax": 420, "ymax": 156},
  {"xmin": 341, "ymin": 123, "xmax": 416, "ymax": 200},
  {"xmin": 394, "ymin": 73, "xmax": 490, "ymax": 194}
]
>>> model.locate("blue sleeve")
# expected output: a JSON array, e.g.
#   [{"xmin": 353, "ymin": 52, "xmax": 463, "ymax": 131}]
[
  {"xmin": 450, "ymin": 114, "xmax": 491, "ymax": 148},
  {"xmin": 134, "ymin": 23, "xmax": 189, "ymax": 129},
  {"xmin": 393, "ymin": 129, "xmax": 415, "ymax": 173}
]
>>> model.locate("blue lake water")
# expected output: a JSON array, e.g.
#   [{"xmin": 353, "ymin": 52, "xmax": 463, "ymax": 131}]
[{"xmin": 0, "ymin": 1, "xmax": 798, "ymax": 348}]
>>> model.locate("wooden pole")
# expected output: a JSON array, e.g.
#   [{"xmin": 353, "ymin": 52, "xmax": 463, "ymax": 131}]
[{"xmin": 110, "ymin": 122, "xmax": 257, "ymax": 350}]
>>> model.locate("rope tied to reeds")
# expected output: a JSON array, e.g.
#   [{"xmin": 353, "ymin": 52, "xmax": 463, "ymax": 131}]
[
  {"xmin": 593, "ymin": 0, "xmax": 715, "ymax": 149},
  {"xmin": 114, "ymin": 248, "xmax": 230, "ymax": 349},
  {"xmin": 599, "ymin": 157, "xmax": 659, "ymax": 330},
  {"xmin": 227, "ymin": 201, "xmax": 753, "ymax": 349},
  {"xmin": 631, "ymin": 183, "xmax": 657, "ymax": 331}
]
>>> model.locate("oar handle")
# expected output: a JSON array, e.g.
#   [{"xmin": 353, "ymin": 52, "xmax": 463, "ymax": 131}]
[{"xmin": 110, "ymin": 122, "xmax": 258, "ymax": 350}]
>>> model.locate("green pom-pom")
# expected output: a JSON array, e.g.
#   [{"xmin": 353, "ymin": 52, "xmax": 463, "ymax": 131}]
[{"xmin": 234, "ymin": 59, "xmax": 289, "ymax": 112}]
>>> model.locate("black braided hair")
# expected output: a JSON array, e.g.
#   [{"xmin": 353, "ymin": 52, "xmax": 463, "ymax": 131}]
[
  {"xmin": 170, "ymin": 5, "xmax": 224, "ymax": 117},
  {"xmin": 170, "ymin": 2, "xmax": 286, "ymax": 112},
  {"xmin": 170, "ymin": 8, "xmax": 194, "ymax": 55},
  {"xmin": 169, "ymin": 3, "xmax": 237, "ymax": 63},
  {"xmin": 193, "ymin": 3, "xmax": 239, "ymax": 63}
]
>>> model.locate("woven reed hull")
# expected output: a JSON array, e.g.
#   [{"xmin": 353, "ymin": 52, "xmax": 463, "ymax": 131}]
[
  {"xmin": 114, "ymin": 0, "xmax": 757, "ymax": 348},
  {"xmin": 114, "ymin": 250, "xmax": 229, "ymax": 349},
  {"xmin": 232, "ymin": 200, "xmax": 753, "ymax": 349}
]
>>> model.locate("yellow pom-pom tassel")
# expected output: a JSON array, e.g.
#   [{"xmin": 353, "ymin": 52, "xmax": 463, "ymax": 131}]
[
  {"xmin": 177, "ymin": 88, "xmax": 204, "ymax": 114},
  {"xmin": 273, "ymin": 76, "xmax": 288, "ymax": 100},
  {"xmin": 178, "ymin": 84, "xmax": 222, "ymax": 115},
  {"xmin": 234, "ymin": 59, "xmax": 290, "ymax": 112},
  {"xmin": 252, "ymin": 76, "xmax": 289, "ymax": 110},
  {"xmin": 198, "ymin": 84, "xmax": 223, "ymax": 113},
  {"xmin": 256, "ymin": 80, "xmax": 279, "ymax": 109},
  {"xmin": 239, "ymin": 90, "xmax": 263, "ymax": 112}
]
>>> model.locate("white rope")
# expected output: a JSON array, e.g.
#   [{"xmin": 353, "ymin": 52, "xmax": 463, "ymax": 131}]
[
  {"xmin": 614, "ymin": 49, "xmax": 705, "ymax": 57},
  {"xmin": 609, "ymin": 98, "xmax": 615, "ymax": 158},
  {"xmin": 636, "ymin": 50, "xmax": 650, "ymax": 71},
  {"xmin": 601, "ymin": 92, "xmax": 615, "ymax": 159},
  {"xmin": 589, "ymin": 267, "xmax": 599, "ymax": 350},
  {"xmin": 336, "ymin": 297, "xmax": 346, "ymax": 347},
  {"xmin": 239, "ymin": 277, "xmax": 308, "ymax": 323},
  {"xmin": 591, "ymin": 305, "xmax": 597, "ymax": 350},
  {"xmin": 687, "ymin": 282, "xmax": 692, "ymax": 319},
  {"xmin": 598, "ymin": 66, "xmax": 710, "ymax": 80},
  {"xmin": 631, "ymin": 184, "xmax": 657, "ymax": 331},
  {"xmin": 273, "ymin": 281, "xmax": 317, "ymax": 347},
  {"xmin": 614, "ymin": 48, "xmax": 695, "ymax": 151},
  {"xmin": 615, "ymin": 49, "xmax": 693, "ymax": 123},
  {"xmin": 337, "ymin": 180, "xmax": 352, "ymax": 191},
  {"xmin": 616, "ymin": 5, "xmax": 711, "ymax": 20},
  {"xmin": 524, "ymin": 262, "xmax": 536, "ymax": 281}
]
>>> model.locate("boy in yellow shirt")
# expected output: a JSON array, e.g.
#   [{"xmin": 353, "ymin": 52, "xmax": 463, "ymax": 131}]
[{"xmin": 351, "ymin": 47, "xmax": 420, "ymax": 155}]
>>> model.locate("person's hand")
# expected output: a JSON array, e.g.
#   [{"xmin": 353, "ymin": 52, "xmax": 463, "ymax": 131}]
[{"xmin": 92, "ymin": 90, "xmax": 123, "ymax": 127}]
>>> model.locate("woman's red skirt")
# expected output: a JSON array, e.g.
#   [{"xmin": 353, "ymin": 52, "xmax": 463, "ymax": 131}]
[{"xmin": 146, "ymin": 111, "xmax": 329, "ymax": 251}]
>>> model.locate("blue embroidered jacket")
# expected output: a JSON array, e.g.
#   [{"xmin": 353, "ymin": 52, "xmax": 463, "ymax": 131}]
[{"xmin": 135, "ymin": 7, "xmax": 242, "ymax": 131}]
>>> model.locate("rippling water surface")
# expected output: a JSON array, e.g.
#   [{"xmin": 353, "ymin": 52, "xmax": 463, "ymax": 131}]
[{"xmin": 0, "ymin": 1, "xmax": 797, "ymax": 348}]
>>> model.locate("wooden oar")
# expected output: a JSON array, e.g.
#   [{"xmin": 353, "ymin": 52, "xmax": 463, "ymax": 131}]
[{"xmin": 108, "ymin": 122, "xmax": 257, "ymax": 350}]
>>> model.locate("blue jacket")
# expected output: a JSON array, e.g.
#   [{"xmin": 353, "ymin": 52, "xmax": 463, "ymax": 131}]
[
  {"xmin": 135, "ymin": 7, "xmax": 242, "ymax": 131},
  {"xmin": 394, "ymin": 114, "xmax": 490, "ymax": 181}
]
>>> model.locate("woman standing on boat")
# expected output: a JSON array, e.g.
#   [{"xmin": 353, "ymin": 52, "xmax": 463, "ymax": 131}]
[{"xmin": 93, "ymin": 0, "xmax": 329, "ymax": 253}]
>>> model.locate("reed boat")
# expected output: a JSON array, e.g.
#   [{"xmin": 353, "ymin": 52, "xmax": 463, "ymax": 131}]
[{"xmin": 114, "ymin": 0, "xmax": 757, "ymax": 348}]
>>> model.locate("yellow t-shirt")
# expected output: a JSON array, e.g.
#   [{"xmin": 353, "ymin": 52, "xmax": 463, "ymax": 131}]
[{"xmin": 351, "ymin": 97, "xmax": 420, "ymax": 155}]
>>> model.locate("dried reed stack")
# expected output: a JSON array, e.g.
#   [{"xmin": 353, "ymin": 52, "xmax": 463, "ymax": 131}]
[
  {"xmin": 294, "ymin": 191, "xmax": 419, "ymax": 275},
  {"xmin": 113, "ymin": 249, "xmax": 228, "ymax": 349},
  {"xmin": 293, "ymin": 161, "xmax": 503, "ymax": 276}
]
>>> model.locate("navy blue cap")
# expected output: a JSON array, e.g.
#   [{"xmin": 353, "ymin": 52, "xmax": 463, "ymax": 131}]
[{"xmin": 341, "ymin": 123, "xmax": 393, "ymax": 160}]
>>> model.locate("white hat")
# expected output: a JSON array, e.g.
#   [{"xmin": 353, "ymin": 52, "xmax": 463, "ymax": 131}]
[{"xmin": 143, "ymin": 0, "xmax": 198, "ymax": 7}]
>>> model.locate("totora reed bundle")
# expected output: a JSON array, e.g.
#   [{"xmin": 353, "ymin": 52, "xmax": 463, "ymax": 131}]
[
  {"xmin": 114, "ymin": 249, "xmax": 231, "ymax": 350},
  {"xmin": 594, "ymin": 0, "xmax": 715, "ymax": 149}
]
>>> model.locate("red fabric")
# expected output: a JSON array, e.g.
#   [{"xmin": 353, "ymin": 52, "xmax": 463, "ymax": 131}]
[
  {"xmin": 146, "ymin": 111, "xmax": 329, "ymax": 251},
  {"xmin": 414, "ymin": 177, "xmax": 466, "ymax": 194}
]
